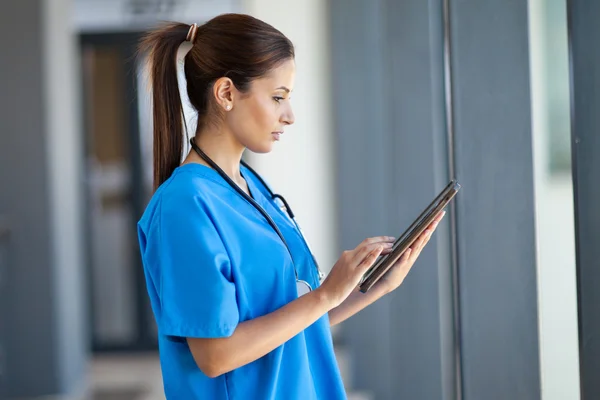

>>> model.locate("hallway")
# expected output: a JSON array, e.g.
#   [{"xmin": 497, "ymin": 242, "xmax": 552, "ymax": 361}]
[{"xmin": 90, "ymin": 352, "xmax": 373, "ymax": 400}]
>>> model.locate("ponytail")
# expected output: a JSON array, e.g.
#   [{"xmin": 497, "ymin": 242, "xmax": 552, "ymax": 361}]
[
  {"xmin": 139, "ymin": 15, "xmax": 295, "ymax": 191},
  {"xmin": 139, "ymin": 22, "xmax": 190, "ymax": 191}
]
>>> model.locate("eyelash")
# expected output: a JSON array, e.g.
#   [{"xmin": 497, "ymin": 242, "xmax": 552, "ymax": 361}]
[{"xmin": 273, "ymin": 96, "xmax": 285, "ymax": 103}]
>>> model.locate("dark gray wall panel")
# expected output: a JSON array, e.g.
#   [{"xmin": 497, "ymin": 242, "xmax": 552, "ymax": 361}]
[
  {"xmin": 330, "ymin": 1, "xmax": 395, "ymax": 398},
  {"xmin": 568, "ymin": 0, "xmax": 600, "ymax": 398},
  {"xmin": 0, "ymin": 0, "xmax": 86, "ymax": 397},
  {"xmin": 386, "ymin": 1, "xmax": 455, "ymax": 399},
  {"xmin": 448, "ymin": 1, "xmax": 541, "ymax": 399},
  {"xmin": 0, "ymin": 0, "xmax": 59, "ymax": 396},
  {"xmin": 330, "ymin": 0, "xmax": 455, "ymax": 398}
]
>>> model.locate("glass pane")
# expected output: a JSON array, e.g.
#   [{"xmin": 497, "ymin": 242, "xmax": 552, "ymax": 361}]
[
  {"xmin": 528, "ymin": 0, "xmax": 580, "ymax": 398},
  {"xmin": 83, "ymin": 46, "xmax": 137, "ymax": 346}
]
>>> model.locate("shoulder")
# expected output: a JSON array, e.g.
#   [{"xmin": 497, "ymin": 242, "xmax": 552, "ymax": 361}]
[{"xmin": 138, "ymin": 164, "xmax": 232, "ymax": 234}]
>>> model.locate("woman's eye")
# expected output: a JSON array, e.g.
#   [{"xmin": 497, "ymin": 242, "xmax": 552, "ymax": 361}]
[{"xmin": 273, "ymin": 96, "xmax": 284, "ymax": 103}]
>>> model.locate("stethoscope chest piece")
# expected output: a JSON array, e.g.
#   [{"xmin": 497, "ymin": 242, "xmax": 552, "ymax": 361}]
[{"xmin": 296, "ymin": 279, "xmax": 312, "ymax": 297}]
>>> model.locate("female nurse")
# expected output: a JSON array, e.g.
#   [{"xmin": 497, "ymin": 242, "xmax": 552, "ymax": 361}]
[{"xmin": 137, "ymin": 13, "xmax": 444, "ymax": 400}]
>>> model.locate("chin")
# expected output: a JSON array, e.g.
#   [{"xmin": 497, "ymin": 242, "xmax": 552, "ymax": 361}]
[{"xmin": 246, "ymin": 142, "xmax": 275, "ymax": 154}]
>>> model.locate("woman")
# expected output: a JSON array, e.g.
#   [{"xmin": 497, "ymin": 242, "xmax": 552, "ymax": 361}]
[{"xmin": 137, "ymin": 13, "xmax": 443, "ymax": 399}]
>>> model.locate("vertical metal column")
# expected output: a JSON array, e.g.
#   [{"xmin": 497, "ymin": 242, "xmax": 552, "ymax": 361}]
[
  {"xmin": 567, "ymin": 0, "xmax": 600, "ymax": 398},
  {"xmin": 330, "ymin": 0, "xmax": 455, "ymax": 398},
  {"xmin": 448, "ymin": 1, "xmax": 541, "ymax": 399}
]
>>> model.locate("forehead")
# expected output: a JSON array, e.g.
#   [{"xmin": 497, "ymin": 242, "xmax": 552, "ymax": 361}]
[{"xmin": 251, "ymin": 59, "xmax": 296, "ymax": 91}]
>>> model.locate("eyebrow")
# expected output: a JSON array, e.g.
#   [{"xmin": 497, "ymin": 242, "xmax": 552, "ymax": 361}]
[{"xmin": 275, "ymin": 86, "xmax": 292, "ymax": 93}]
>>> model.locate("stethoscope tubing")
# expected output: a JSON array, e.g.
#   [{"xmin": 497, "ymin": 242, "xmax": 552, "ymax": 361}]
[{"xmin": 189, "ymin": 139, "xmax": 321, "ymax": 289}]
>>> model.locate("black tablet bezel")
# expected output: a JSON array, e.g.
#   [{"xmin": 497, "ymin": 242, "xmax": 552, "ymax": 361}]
[{"xmin": 358, "ymin": 180, "xmax": 461, "ymax": 293}]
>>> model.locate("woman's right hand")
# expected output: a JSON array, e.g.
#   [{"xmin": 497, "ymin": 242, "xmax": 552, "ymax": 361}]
[{"xmin": 318, "ymin": 236, "xmax": 395, "ymax": 308}]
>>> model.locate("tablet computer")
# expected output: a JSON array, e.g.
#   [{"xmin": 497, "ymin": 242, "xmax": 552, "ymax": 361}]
[{"xmin": 358, "ymin": 180, "xmax": 461, "ymax": 293}]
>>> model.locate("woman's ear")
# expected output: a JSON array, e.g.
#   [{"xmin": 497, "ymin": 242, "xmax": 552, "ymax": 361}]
[{"xmin": 213, "ymin": 77, "xmax": 235, "ymax": 111}]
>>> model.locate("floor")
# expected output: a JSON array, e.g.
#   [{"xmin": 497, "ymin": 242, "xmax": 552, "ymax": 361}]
[
  {"xmin": 90, "ymin": 353, "xmax": 164, "ymax": 400},
  {"xmin": 90, "ymin": 352, "xmax": 373, "ymax": 400}
]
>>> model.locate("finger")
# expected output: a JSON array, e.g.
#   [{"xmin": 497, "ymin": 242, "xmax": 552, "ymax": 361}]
[
  {"xmin": 380, "ymin": 246, "xmax": 395, "ymax": 255},
  {"xmin": 426, "ymin": 215, "xmax": 444, "ymax": 232},
  {"xmin": 390, "ymin": 248, "xmax": 413, "ymax": 268},
  {"xmin": 352, "ymin": 242, "xmax": 387, "ymax": 263},
  {"xmin": 364, "ymin": 241, "xmax": 394, "ymax": 252},
  {"xmin": 354, "ymin": 238, "xmax": 394, "ymax": 258},
  {"xmin": 418, "ymin": 229, "xmax": 431, "ymax": 245},
  {"xmin": 357, "ymin": 246, "xmax": 384, "ymax": 272},
  {"xmin": 422, "ymin": 229, "xmax": 434, "ymax": 246},
  {"xmin": 399, "ymin": 247, "xmax": 413, "ymax": 262},
  {"xmin": 412, "ymin": 230, "xmax": 430, "ymax": 253},
  {"xmin": 411, "ymin": 230, "xmax": 434, "ymax": 260},
  {"xmin": 361, "ymin": 236, "xmax": 396, "ymax": 246},
  {"xmin": 379, "ymin": 241, "xmax": 395, "ymax": 254}
]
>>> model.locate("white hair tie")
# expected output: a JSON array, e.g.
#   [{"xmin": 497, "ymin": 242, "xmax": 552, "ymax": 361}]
[{"xmin": 186, "ymin": 23, "xmax": 199, "ymax": 44}]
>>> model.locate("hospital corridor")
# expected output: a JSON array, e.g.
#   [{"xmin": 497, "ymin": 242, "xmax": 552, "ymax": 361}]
[{"xmin": 1, "ymin": 0, "xmax": 599, "ymax": 399}]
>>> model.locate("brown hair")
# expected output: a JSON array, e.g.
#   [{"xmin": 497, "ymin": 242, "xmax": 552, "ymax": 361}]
[{"xmin": 139, "ymin": 14, "xmax": 295, "ymax": 190}]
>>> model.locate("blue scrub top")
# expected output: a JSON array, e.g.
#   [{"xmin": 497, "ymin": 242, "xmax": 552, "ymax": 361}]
[{"xmin": 137, "ymin": 163, "xmax": 347, "ymax": 399}]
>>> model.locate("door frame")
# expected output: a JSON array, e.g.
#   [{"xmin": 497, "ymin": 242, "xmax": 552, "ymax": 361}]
[{"xmin": 79, "ymin": 32, "xmax": 156, "ymax": 352}]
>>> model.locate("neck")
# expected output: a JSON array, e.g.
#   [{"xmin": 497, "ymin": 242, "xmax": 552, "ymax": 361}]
[{"xmin": 186, "ymin": 125, "xmax": 246, "ymax": 182}]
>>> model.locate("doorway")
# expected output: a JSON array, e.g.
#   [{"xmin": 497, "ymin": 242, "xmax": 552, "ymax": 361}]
[{"xmin": 80, "ymin": 32, "xmax": 156, "ymax": 352}]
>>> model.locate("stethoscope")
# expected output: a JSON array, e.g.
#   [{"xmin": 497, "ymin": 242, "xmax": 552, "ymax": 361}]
[{"xmin": 189, "ymin": 138, "xmax": 325, "ymax": 296}]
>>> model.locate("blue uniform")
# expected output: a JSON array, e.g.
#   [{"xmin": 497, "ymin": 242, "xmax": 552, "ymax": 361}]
[{"xmin": 137, "ymin": 163, "xmax": 347, "ymax": 399}]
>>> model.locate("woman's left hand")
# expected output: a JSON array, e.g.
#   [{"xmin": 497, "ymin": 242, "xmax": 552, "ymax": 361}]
[{"xmin": 374, "ymin": 210, "xmax": 446, "ymax": 294}]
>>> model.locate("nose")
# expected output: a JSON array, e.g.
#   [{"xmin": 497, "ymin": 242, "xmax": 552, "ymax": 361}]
[{"xmin": 281, "ymin": 104, "xmax": 295, "ymax": 126}]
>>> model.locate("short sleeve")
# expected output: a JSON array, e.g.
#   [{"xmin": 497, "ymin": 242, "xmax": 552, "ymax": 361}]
[{"xmin": 153, "ymin": 193, "xmax": 239, "ymax": 339}]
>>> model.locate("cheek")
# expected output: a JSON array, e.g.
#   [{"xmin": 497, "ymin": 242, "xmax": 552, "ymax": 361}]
[
  {"xmin": 247, "ymin": 99, "xmax": 277, "ymax": 132},
  {"xmin": 260, "ymin": 99, "xmax": 278, "ymax": 124},
  {"xmin": 229, "ymin": 97, "xmax": 278, "ymax": 146}
]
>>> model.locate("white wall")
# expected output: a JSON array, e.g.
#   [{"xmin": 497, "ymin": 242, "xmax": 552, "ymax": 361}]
[
  {"xmin": 74, "ymin": 0, "xmax": 238, "ymax": 32},
  {"xmin": 241, "ymin": 0, "xmax": 339, "ymax": 274},
  {"xmin": 44, "ymin": 0, "xmax": 88, "ymax": 395},
  {"xmin": 44, "ymin": 0, "xmax": 89, "ymax": 394},
  {"xmin": 528, "ymin": 1, "xmax": 581, "ymax": 398}
]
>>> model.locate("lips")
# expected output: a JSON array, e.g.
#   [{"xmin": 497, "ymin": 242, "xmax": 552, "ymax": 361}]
[{"xmin": 271, "ymin": 131, "xmax": 283, "ymax": 141}]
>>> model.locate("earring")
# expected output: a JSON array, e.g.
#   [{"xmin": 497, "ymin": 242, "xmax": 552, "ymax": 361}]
[{"xmin": 225, "ymin": 105, "xmax": 232, "ymax": 111}]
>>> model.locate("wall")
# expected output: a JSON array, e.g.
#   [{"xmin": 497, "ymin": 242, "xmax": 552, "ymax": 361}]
[
  {"xmin": 568, "ymin": 0, "xmax": 600, "ymax": 397},
  {"xmin": 74, "ymin": 0, "xmax": 239, "ymax": 32},
  {"xmin": 240, "ymin": 0, "xmax": 338, "ymax": 275},
  {"xmin": 528, "ymin": 1, "xmax": 580, "ymax": 398},
  {"xmin": 44, "ymin": 0, "xmax": 88, "ymax": 394},
  {"xmin": 330, "ymin": 1, "xmax": 544, "ymax": 398},
  {"xmin": 329, "ymin": 1, "xmax": 455, "ymax": 398},
  {"xmin": 0, "ymin": 0, "xmax": 88, "ymax": 397}
]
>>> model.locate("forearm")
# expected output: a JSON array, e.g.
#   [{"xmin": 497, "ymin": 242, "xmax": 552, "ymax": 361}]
[
  {"xmin": 328, "ymin": 284, "xmax": 389, "ymax": 327},
  {"xmin": 188, "ymin": 287, "xmax": 334, "ymax": 377}
]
